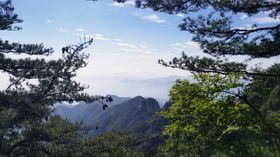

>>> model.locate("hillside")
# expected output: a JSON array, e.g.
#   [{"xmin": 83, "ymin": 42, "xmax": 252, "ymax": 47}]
[{"xmin": 54, "ymin": 95, "xmax": 163, "ymax": 136}]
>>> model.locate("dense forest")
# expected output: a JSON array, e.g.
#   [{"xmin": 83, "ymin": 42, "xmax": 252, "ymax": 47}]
[{"xmin": 1, "ymin": 0, "xmax": 280, "ymax": 156}]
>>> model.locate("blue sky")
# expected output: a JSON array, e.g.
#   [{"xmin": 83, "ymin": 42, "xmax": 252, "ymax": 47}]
[{"xmin": 1, "ymin": 0, "xmax": 279, "ymax": 103}]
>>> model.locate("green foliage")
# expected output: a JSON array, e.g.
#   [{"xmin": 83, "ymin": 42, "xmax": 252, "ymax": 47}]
[
  {"xmin": 81, "ymin": 130, "xmax": 144, "ymax": 157},
  {"xmin": 159, "ymin": 74, "xmax": 280, "ymax": 157},
  {"xmin": 3, "ymin": 116, "xmax": 86, "ymax": 157},
  {"xmin": 113, "ymin": 1, "xmax": 280, "ymax": 156},
  {"xmin": 247, "ymin": 64, "xmax": 280, "ymax": 112},
  {"xmin": 1, "ymin": 116, "xmax": 144, "ymax": 156}
]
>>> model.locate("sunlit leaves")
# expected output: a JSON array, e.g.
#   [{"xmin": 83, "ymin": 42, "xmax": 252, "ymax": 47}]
[{"xmin": 160, "ymin": 74, "xmax": 280, "ymax": 156}]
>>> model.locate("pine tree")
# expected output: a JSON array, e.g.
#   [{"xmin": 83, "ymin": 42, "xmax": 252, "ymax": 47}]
[
  {"xmin": 0, "ymin": 0, "xmax": 111, "ymax": 156},
  {"xmin": 116, "ymin": 0, "xmax": 280, "ymax": 76}
]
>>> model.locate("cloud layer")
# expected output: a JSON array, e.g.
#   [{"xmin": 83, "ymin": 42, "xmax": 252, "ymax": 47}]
[{"xmin": 142, "ymin": 14, "xmax": 166, "ymax": 23}]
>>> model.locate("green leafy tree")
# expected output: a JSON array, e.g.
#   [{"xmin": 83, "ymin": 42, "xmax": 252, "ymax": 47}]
[
  {"xmin": 80, "ymin": 130, "xmax": 145, "ymax": 157},
  {"xmin": 0, "ymin": 0, "xmax": 112, "ymax": 156},
  {"xmin": 245, "ymin": 64, "xmax": 280, "ymax": 138},
  {"xmin": 5, "ymin": 116, "xmax": 89, "ymax": 157},
  {"xmin": 159, "ymin": 73, "xmax": 280, "ymax": 157},
  {"xmin": 113, "ymin": 0, "xmax": 280, "ymax": 156}
]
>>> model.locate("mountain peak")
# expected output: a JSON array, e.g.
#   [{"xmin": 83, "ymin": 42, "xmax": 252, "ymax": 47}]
[
  {"xmin": 55, "ymin": 95, "xmax": 162, "ymax": 137},
  {"xmin": 132, "ymin": 95, "xmax": 145, "ymax": 100}
]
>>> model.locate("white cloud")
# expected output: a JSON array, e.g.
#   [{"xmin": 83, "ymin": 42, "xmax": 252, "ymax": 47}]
[
  {"xmin": 124, "ymin": 0, "xmax": 136, "ymax": 6},
  {"xmin": 142, "ymin": 14, "xmax": 166, "ymax": 23},
  {"xmin": 177, "ymin": 13, "xmax": 184, "ymax": 18},
  {"xmin": 121, "ymin": 48, "xmax": 152, "ymax": 54},
  {"xmin": 240, "ymin": 14, "xmax": 248, "ymax": 20},
  {"xmin": 110, "ymin": 0, "xmax": 135, "ymax": 7},
  {"xmin": 83, "ymin": 75, "xmax": 191, "ymax": 105},
  {"xmin": 88, "ymin": 34, "xmax": 110, "ymax": 41},
  {"xmin": 92, "ymin": 34, "xmax": 104, "ymax": 38},
  {"xmin": 73, "ymin": 33, "xmax": 152, "ymax": 55},
  {"xmin": 93, "ymin": 35, "xmax": 111, "ymax": 41},
  {"xmin": 73, "ymin": 33, "xmax": 111, "ymax": 41},
  {"xmin": 115, "ymin": 42, "xmax": 138, "ymax": 49},
  {"xmin": 45, "ymin": 19, "xmax": 52, "ymax": 23},
  {"xmin": 114, "ymin": 42, "xmax": 153, "ymax": 54},
  {"xmin": 169, "ymin": 41, "xmax": 200, "ymax": 51},
  {"xmin": 113, "ymin": 38, "xmax": 121, "ymax": 42},
  {"xmin": 139, "ymin": 45, "xmax": 147, "ymax": 48},
  {"xmin": 110, "ymin": 2, "xmax": 125, "ymax": 7},
  {"xmin": 59, "ymin": 28, "xmax": 67, "ymax": 33},
  {"xmin": 251, "ymin": 17, "xmax": 280, "ymax": 24},
  {"xmin": 76, "ymin": 28, "xmax": 85, "ymax": 32}
]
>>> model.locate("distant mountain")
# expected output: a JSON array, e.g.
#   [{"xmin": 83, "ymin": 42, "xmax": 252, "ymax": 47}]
[
  {"xmin": 133, "ymin": 101, "xmax": 170, "ymax": 135},
  {"xmin": 54, "ymin": 95, "xmax": 130, "ymax": 123},
  {"xmin": 131, "ymin": 102, "xmax": 171, "ymax": 154},
  {"xmin": 90, "ymin": 75, "xmax": 193, "ymax": 106},
  {"xmin": 54, "ymin": 95, "xmax": 170, "ymax": 155},
  {"xmin": 87, "ymin": 96, "xmax": 160, "ymax": 136},
  {"xmin": 54, "ymin": 95, "xmax": 162, "ymax": 136}
]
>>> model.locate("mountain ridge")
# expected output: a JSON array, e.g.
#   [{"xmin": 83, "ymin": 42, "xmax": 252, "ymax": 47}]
[{"xmin": 54, "ymin": 95, "xmax": 164, "ymax": 137}]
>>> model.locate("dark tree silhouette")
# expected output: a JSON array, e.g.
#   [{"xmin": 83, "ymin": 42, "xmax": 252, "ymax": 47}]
[
  {"xmin": 0, "ymin": 0, "xmax": 112, "ymax": 156},
  {"xmin": 116, "ymin": 0, "xmax": 280, "ymax": 77}
]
